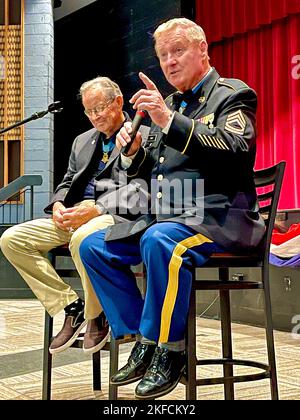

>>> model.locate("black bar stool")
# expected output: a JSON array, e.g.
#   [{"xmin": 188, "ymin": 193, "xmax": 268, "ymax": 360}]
[{"xmin": 184, "ymin": 162, "xmax": 285, "ymax": 400}]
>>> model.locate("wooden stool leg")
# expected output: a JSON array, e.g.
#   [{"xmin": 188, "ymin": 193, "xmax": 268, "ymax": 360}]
[
  {"xmin": 42, "ymin": 311, "xmax": 53, "ymax": 400},
  {"xmin": 109, "ymin": 338, "xmax": 119, "ymax": 400},
  {"xmin": 219, "ymin": 267, "xmax": 234, "ymax": 400},
  {"xmin": 185, "ymin": 285, "xmax": 197, "ymax": 400},
  {"xmin": 92, "ymin": 351, "xmax": 101, "ymax": 391},
  {"xmin": 263, "ymin": 268, "xmax": 279, "ymax": 400},
  {"xmin": 220, "ymin": 289, "xmax": 234, "ymax": 400}
]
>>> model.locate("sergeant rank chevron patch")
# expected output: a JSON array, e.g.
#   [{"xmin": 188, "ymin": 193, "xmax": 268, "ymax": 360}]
[{"xmin": 225, "ymin": 110, "xmax": 246, "ymax": 135}]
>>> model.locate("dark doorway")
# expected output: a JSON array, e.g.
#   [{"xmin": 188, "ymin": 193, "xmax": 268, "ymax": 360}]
[{"xmin": 54, "ymin": 0, "xmax": 194, "ymax": 186}]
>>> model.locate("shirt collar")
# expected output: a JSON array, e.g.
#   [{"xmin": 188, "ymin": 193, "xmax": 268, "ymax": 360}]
[{"xmin": 191, "ymin": 67, "xmax": 214, "ymax": 94}]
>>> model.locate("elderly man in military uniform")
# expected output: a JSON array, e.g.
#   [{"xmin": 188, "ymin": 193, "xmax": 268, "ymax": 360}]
[{"xmin": 79, "ymin": 18, "xmax": 265, "ymax": 399}]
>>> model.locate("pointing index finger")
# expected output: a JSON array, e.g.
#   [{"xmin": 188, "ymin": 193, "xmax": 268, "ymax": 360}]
[{"xmin": 139, "ymin": 72, "xmax": 158, "ymax": 91}]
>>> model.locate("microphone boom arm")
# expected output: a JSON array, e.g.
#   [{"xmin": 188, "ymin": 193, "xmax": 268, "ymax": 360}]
[{"xmin": 0, "ymin": 101, "xmax": 63, "ymax": 135}]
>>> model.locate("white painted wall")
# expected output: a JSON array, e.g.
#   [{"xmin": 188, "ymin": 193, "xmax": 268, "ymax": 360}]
[{"xmin": 53, "ymin": 0, "xmax": 97, "ymax": 20}]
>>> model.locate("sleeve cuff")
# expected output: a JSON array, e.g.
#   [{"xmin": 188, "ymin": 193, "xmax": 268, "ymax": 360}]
[{"xmin": 120, "ymin": 151, "xmax": 138, "ymax": 169}]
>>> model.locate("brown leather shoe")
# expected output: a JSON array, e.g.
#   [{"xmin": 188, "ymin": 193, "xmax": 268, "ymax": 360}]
[
  {"xmin": 83, "ymin": 312, "xmax": 110, "ymax": 355},
  {"xmin": 49, "ymin": 299, "xmax": 87, "ymax": 354}
]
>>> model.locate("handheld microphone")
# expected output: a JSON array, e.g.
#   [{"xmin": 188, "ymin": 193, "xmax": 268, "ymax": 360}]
[{"xmin": 121, "ymin": 110, "xmax": 148, "ymax": 156}]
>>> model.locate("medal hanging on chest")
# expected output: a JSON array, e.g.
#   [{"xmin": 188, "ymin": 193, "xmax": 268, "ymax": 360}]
[
  {"xmin": 102, "ymin": 152, "xmax": 109, "ymax": 163},
  {"xmin": 102, "ymin": 139, "xmax": 115, "ymax": 164}
]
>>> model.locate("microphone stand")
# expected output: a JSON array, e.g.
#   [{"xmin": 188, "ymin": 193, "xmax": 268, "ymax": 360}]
[{"xmin": 0, "ymin": 101, "xmax": 63, "ymax": 135}]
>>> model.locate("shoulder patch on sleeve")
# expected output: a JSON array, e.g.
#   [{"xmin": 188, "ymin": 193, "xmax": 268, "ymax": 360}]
[{"xmin": 225, "ymin": 110, "xmax": 246, "ymax": 135}]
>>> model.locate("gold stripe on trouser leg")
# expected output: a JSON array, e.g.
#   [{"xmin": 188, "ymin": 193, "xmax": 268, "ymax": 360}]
[
  {"xmin": 0, "ymin": 218, "xmax": 75, "ymax": 316},
  {"xmin": 159, "ymin": 233, "xmax": 213, "ymax": 343},
  {"xmin": 69, "ymin": 214, "xmax": 115, "ymax": 320}
]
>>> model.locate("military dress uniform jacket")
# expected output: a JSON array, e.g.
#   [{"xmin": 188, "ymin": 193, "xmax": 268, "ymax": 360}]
[
  {"xmin": 105, "ymin": 69, "xmax": 265, "ymax": 251},
  {"xmin": 44, "ymin": 113, "xmax": 150, "ymax": 222}
]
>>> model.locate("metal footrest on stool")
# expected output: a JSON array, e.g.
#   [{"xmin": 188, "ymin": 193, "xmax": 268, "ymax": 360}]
[{"xmin": 195, "ymin": 358, "xmax": 270, "ymax": 386}]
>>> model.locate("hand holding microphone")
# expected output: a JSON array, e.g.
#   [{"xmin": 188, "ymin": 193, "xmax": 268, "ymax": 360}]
[
  {"xmin": 121, "ymin": 110, "xmax": 148, "ymax": 156},
  {"xmin": 117, "ymin": 72, "xmax": 170, "ymax": 156}
]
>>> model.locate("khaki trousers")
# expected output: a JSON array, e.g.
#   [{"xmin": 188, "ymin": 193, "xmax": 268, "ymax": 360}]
[{"xmin": 0, "ymin": 203, "xmax": 114, "ymax": 319}]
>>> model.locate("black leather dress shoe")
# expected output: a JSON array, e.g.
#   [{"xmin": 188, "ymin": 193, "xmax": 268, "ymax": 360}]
[
  {"xmin": 135, "ymin": 347, "xmax": 186, "ymax": 399},
  {"xmin": 110, "ymin": 342, "xmax": 156, "ymax": 385}
]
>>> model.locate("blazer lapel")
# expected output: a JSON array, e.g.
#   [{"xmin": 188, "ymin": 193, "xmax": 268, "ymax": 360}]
[
  {"xmin": 72, "ymin": 130, "xmax": 101, "ymax": 183},
  {"xmin": 85, "ymin": 131, "xmax": 101, "ymax": 169}
]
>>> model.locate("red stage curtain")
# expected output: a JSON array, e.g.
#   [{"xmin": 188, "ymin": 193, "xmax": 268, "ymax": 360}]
[
  {"xmin": 196, "ymin": 0, "xmax": 300, "ymax": 43},
  {"xmin": 196, "ymin": 1, "xmax": 300, "ymax": 209}
]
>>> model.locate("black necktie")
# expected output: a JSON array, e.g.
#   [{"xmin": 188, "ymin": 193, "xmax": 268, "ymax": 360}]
[{"xmin": 172, "ymin": 90, "xmax": 194, "ymax": 111}]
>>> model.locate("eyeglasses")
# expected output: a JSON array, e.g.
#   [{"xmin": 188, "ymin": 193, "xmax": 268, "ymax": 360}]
[{"xmin": 84, "ymin": 98, "xmax": 114, "ymax": 117}]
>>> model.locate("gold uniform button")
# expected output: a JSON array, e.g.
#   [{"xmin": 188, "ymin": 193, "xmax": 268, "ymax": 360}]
[
  {"xmin": 159, "ymin": 157, "xmax": 165, "ymax": 163},
  {"xmin": 157, "ymin": 174, "xmax": 164, "ymax": 181},
  {"xmin": 156, "ymin": 192, "xmax": 163, "ymax": 199}
]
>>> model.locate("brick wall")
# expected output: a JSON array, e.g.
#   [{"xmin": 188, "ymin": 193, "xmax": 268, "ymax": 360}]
[{"xmin": 24, "ymin": 0, "xmax": 54, "ymax": 217}]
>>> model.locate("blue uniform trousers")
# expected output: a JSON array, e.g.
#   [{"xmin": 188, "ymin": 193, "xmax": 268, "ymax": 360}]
[{"xmin": 79, "ymin": 222, "xmax": 224, "ymax": 342}]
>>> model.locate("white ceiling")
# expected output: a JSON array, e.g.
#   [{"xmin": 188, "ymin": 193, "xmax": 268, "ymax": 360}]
[{"xmin": 53, "ymin": 0, "xmax": 98, "ymax": 21}]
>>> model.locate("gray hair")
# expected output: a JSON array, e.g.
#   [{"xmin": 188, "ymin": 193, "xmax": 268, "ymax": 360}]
[
  {"xmin": 79, "ymin": 76, "xmax": 122, "ymax": 101},
  {"xmin": 153, "ymin": 18, "xmax": 206, "ymax": 47}
]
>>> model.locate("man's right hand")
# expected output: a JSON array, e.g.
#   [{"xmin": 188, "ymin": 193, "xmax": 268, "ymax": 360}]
[
  {"xmin": 116, "ymin": 121, "xmax": 142, "ymax": 157},
  {"xmin": 52, "ymin": 202, "xmax": 69, "ymax": 231}
]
